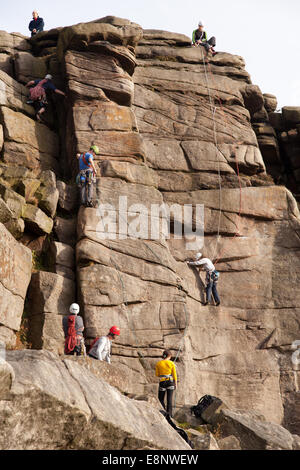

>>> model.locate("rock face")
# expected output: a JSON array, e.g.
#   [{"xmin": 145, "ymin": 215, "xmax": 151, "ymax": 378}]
[
  {"xmin": 0, "ymin": 350, "xmax": 190, "ymax": 450},
  {"xmin": 0, "ymin": 16, "xmax": 299, "ymax": 448},
  {"xmin": 0, "ymin": 223, "xmax": 32, "ymax": 346}
]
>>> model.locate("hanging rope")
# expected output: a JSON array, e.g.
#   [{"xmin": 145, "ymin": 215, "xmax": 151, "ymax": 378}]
[{"xmin": 198, "ymin": 45, "xmax": 244, "ymax": 265}]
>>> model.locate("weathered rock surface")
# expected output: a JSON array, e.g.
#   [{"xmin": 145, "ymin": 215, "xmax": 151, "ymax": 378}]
[
  {"xmin": 0, "ymin": 350, "xmax": 190, "ymax": 450},
  {"xmin": 0, "ymin": 223, "xmax": 32, "ymax": 343},
  {"xmin": 0, "ymin": 18, "xmax": 299, "ymax": 449}
]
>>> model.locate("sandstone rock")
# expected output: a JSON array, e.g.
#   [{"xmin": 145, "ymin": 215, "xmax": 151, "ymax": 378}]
[
  {"xmin": 0, "ymin": 70, "xmax": 34, "ymax": 116},
  {"xmin": 175, "ymin": 405, "xmax": 205, "ymax": 427},
  {"xmin": 0, "ymin": 123, "xmax": 3, "ymax": 150},
  {"xmin": 14, "ymin": 52, "xmax": 47, "ymax": 84},
  {"xmin": 54, "ymin": 216, "xmax": 77, "ymax": 246},
  {"xmin": 4, "ymin": 218, "xmax": 25, "ymax": 239},
  {"xmin": 50, "ymin": 241, "xmax": 75, "ymax": 270},
  {"xmin": 0, "ymin": 181, "xmax": 26, "ymax": 218},
  {"xmin": 0, "ymin": 326, "xmax": 16, "ymax": 349},
  {"xmin": 53, "ymin": 265, "xmax": 75, "ymax": 281},
  {"xmin": 0, "ymin": 31, "xmax": 30, "ymax": 54},
  {"xmin": 210, "ymin": 408, "xmax": 295, "ymax": 450},
  {"xmin": 27, "ymin": 271, "xmax": 75, "ymax": 316},
  {"xmin": 17, "ymin": 178, "xmax": 41, "ymax": 201},
  {"xmin": 0, "ymin": 350, "xmax": 190, "ymax": 450},
  {"xmin": 187, "ymin": 429, "xmax": 219, "ymax": 450},
  {"xmin": 0, "ymin": 106, "xmax": 59, "ymax": 172},
  {"xmin": 57, "ymin": 18, "xmax": 143, "ymax": 61},
  {"xmin": 35, "ymin": 179, "xmax": 59, "ymax": 218},
  {"xmin": 28, "ymin": 313, "xmax": 65, "ymax": 353},
  {"xmin": 65, "ymin": 50, "xmax": 134, "ymax": 107},
  {"xmin": 269, "ymin": 111, "xmax": 284, "ymax": 131},
  {"xmin": 56, "ymin": 180, "xmax": 78, "ymax": 212},
  {"xmin": 101, "ymin": 160, "xmax": 158, "ymax": 187},
  {"xmin": 0, "ymin": 106, "xmax": 59, "ymax": 155},
  {"xmin": 0, "ymin": 222, "xmax": 32, "ymax": 333},
  {"xmin": 282, "ymin": 106, "xmax": 300, "ymax": 126},
  {"xmin": 0, "ymin": 197, "xmax": 14, "ymax": 223},
  {"xmin": 263, "ymin": 93, "xmax": 277, "ymax": 113},
  {"xmin": 217, "ymin": 435, "xmax": 241, "ymax": 450},
  {"xmin": 0, "ymin": 360, "xmax": 14, "ymax": 400},
  {"xmin": 0, "ymin": 54, "xmax": 12, "ymax": 76},
  {"xmin": 23, "ymin": 204, "xmax": 53, "ymax": 235}
]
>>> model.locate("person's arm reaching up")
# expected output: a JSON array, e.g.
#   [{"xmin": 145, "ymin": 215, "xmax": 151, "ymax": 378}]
[{"xmin": 188, "ymin": 259, "xmax": 206, "ymax": 267}]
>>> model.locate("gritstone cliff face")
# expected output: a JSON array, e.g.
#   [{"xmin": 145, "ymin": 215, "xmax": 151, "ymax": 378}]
[{"xmin": 0, "ymin": 16, "xmax": 299, "ymax": 446}]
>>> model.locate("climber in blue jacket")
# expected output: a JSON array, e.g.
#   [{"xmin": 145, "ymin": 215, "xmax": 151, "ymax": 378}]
[{"xmin": 28, "ymin": 11, "xmax": 44, "ymax": 37}]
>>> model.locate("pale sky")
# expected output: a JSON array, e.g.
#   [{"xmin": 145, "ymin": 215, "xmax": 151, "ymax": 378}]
[{"xmin": 0, "ymin": 0, "xmax": 299, "ymax": 108}]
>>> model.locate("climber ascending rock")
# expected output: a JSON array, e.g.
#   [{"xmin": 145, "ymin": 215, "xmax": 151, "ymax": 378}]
[
  {"xmin": 28, "ymin": 10, "xmax": 44, "ymax": 37},
  {"xmin": 88, "ymin": 326, "xmax": 121, "ymax": 362},
  {"xmin": 25, "ymin": 74, "xmax": 66, "ymax": 121},
  {"xmin": 155, "ymin": 350, "xmax": 177, "ymax": 417},
  {"xmin": 187, "ymin": 253, "xmax": 221, "ymax": 306},
  {"xmin": 63, "ymin": 303, "xmax": 85, "ymax": 356},
  {"xmin": 192, "ymin": 21, "xmax": 217, "ymax": 56},
  {"xmin": 76, "ymin": 145, "xmax": 99, "ymax": 208}
]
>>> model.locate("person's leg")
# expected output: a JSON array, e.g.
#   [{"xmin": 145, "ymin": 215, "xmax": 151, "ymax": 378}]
[
  {"xmin": 79, "ymin": 181, "xmax": 86, "ymax": 206},
  {"xmin": 166, "ymin": 388, "xmax": 174, "ymax": 417},
  {"xmin": 212, "ymin": 281, "xmax": 220, "ymax": 305},
  {"xmin": 158, "ymin": 388, "xmax": 166, "ymax": 410},
  {"xmin": 36, "ymin": 104, "xmax": 46, "ymax": 121},
  {"xmin": 206, "ymin": 281, "xmax": 213, "ymax": 303},
  {"xmin": 207, "ymin": 36, "xmax": 216, "ymax": 47},
  {"xmin": 87, "ymin": 171, "xmax": 94, "ymax": 206}
]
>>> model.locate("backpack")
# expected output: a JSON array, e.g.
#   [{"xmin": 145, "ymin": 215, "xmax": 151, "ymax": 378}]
[
  {"xmin": 87, "ymin": 336, "xmax": 99, "ymax": 354},
  {"xmin": 64, "ymin": 315, "xmax": 77, "ymax": 354},
  {"xmin": 29, "ymin": 79, "xmax": 47, "ymax": 101},
  {"xmin": 190, "ymin": 394, "xmax": 217, "ymax": 419}
]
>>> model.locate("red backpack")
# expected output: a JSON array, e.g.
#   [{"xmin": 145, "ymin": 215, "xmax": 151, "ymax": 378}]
[
  {"xmin": 29, "ymin": 79, "xmax": 47, "ymax": 101},
  {"xmin": 64, "ymin": 315, "xmax": 77, "ymax": 354},
  {"xmin": 87, "ymin": 337, "xmax": 99, "ymax": 353}
]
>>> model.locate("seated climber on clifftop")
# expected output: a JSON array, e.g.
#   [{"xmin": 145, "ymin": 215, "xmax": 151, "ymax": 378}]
[
  {"xmin": 25, "ymin": 74, "xmax": 66, "ymax": 121},
  {"xmin": 28, "ymin": 10, "xmax": 44, "ymax": 37},
  {"xmin": 88, "ymin": 326, "xmax": 121, "ymax": 362},
  {"xmin": 192, "ymin": 21, "xmax": 217, "ymax": 57},
  {"xmin": 76, "ymin": 146, "xmax": 99, "ymax": 208},
  {"xmin": 187, "ymin": 252, "xmax": 220, "ymax": 306}
]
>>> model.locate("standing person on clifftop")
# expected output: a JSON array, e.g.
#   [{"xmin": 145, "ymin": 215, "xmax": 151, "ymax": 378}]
[
  {"xmin": 76, "ymin": 146, "xmax": 99, "ymax": 208},
  {"xmin": 187, "ymin": 252, "xmax": 221, "ymax": 306},
  {"xmin": 63, "ymin": 303, "xmax": 85, "ymax": 356},
  {"xmin": 192, "ymin": 21, "xmax": 217, "ymax": 56},
  {"xmin": 28, "ymin": 10, "xmax": 44, "ymax": 37}
]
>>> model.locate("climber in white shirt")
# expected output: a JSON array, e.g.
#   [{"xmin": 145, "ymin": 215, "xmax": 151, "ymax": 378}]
[
  {"xmin": 88, "ymin": 326, "xmax": 120, "ymax": 362},
  {"xmin": 187, "ymin": 252, "xmax": 221, "ymax": 306}
]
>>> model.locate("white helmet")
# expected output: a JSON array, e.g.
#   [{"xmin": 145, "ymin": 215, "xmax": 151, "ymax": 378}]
[
  {"xmin": 198, "ymin": 21, "xmax": 203, "ymax": 27},
  {"xmin": 45, "ymin": 74, "xmax": 53, "ymax": 80},
  {"xmin": 195, "ymin": 252, "xmax": 202, "ymax": 260},
  {"xmin": 69, "ymin": 303, "xmax": 80, "ymax": 315}
]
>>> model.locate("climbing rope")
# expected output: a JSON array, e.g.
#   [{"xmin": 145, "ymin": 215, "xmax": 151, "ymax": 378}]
[
  {"xmin": 198, "ymin": 45, "xmax": 244, "ymax": 265},
  {"xmin": 199, "ymin": 45, "xmax": 223, "ymax": 263}
]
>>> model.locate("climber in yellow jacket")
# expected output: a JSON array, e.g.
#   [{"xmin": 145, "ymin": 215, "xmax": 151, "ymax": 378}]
[{"xmin": 155, "ymin": 350, "xmax": 177, "ymax": 417}]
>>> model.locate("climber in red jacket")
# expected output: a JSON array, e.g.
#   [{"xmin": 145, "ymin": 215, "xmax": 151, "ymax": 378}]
[{"xmin": 25, "ymin": 74, "xmax": 66, "ymax": 121}]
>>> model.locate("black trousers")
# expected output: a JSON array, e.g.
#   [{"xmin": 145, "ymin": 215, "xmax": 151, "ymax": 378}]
[
  {"xmin": 158, "ymin": 380, "xmax": 175, "ymax": 417},
  {"xmin": 201, "ymin": 36, "xmax": 216, "ymax": 51}
]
